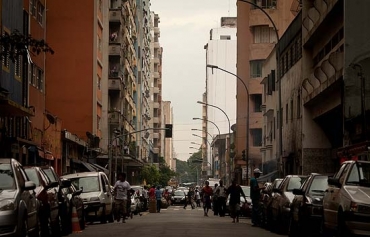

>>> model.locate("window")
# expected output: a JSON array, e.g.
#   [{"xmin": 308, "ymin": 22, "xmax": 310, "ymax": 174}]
[
  {"xmin": 250, "ymin": 60, "xmax": 264, "ymax": 78},
  {"xmin": 36, "ymin": 68, "xmax": 43, "ymax": 91},
  {"xmin": 290, "ymin": 100, "xmax": 293, "ymax": 120},
  {"xmin": 252, "ymin": 94, "xmax": 262, "ymax": 112},
  {"xmin": 251, "ymin": 128, "xmax": 262, "ymax": 146},
  {"xmin": 253, "ymin": 26, "xmax": 277, "ymax": 43},
  {"xmin": 1, "ymin": 32, "xmax": 10, "ymax": 69},
  {"xmin": 97, "ymin": 116, "xmax": 101, "ymax": 130},
  {"xmin": 37, "ymin": 2, "xmax": 44, "ymax": 25},
  {"xmin": 15, "ymin": 54, "xmax": 22, "ymax": 77},
  {"xmin": 30, "ymin": 0, "xmax": 37, "ymax": 16},
  {"xmin": 220, "ymin": 35, "xmax": 231, "ymax": 40},
  {"xmin": 252, "ymin": 0, "xmax": 277, "ymax": 9},
  {"xmin": 285, "ymin": 104, "xmax": 288, "ymax": 124},
  {"xmin": 97, "ymin": 75, "xmax": 101, "ymax": 90}
]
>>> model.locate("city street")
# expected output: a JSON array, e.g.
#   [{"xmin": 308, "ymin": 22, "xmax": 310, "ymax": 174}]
[{"xmin": 73, "ymin": 206, "xmax": 283, "ymax": 237}]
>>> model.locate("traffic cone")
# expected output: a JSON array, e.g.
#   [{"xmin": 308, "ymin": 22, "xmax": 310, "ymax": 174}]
[{"xmin": 71, "ymin": 206, "xmax": 82, "ymax": 233}]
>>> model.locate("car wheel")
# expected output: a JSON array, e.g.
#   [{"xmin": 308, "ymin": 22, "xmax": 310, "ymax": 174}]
[
  {"xmin": 100, "ymin": 205, "xmax": 107, "ymax": 224},
  {"xmin": 337, "ymin": 209, "xmax": 352, "ymax": 237}
]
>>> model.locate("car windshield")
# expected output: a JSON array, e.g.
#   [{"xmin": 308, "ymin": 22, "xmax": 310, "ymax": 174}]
[
  {"xmin": 174, "ymin": 190, "xmax": 185, "ymax": 196},
  {"xmin": 287, "ymin": 177, "xmax": 306, "ymax": 191},
  {"xmin": 308, "ymin": 176, "xmax": 328, "ymax": 194},
  {"xmin": 0, "ymin": 163, "xmax": 16, "ymax": 190},
  {"xmin": 42, "ymin": 169, "xmax": 57, "ymax": 182},
  {"xmin": 70, "ymin": 177, "xmax": 100, "ymax": 193},
  {"xmin": 24, "ymin": 168, "xmax": 40, "ymax": 186},
  {"xmin": 346, "ymin": 162, "xmax": 370, "ymax": 187},
  {"xmin": 241, "ymin": 186, "xmax": 250, "ymax": 197}
]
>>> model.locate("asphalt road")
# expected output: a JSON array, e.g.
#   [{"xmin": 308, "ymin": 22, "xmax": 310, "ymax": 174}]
[{"xmin": 72, "ymin": 205, "xmax": 285, "ymax": 237}]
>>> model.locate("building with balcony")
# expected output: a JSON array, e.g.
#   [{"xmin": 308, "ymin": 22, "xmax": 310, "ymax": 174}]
[
  {"xmin": 236, "ymin": 0, "xmax": 298, "ymax": 184},
  {"xmin": 149, "ymin": 12, "xmax": 163, "ymax": 163}
]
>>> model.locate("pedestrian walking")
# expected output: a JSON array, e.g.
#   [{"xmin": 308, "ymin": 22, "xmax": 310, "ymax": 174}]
[
  {"xmin": 215, "ymin": 180, "xmax": 227, "ymax": 217},
  {"xmin": 155, "ymin": 186, "xmax": 162, "ymax": 213},
  {"xmin": 163, "ymin": 189, "xmax": 171, "ymax": 206},
  {"xmin": 184, "ymin": 187, "xmax": 195, "ymax": 209},
  {"xmin": 226, "ymin": 179, "xmax": 246, "ymax": 223},
  {"xmin": 202, "ymin": 181, "xmax": 213, "ymax": 216},
  {"xmin": 195, "ymin": 188, "xmax": 201, "ymax": 207},
  {"xmin": 212, "ymin": 183, "xmax": 219, "ymax": 215},
  {"xmin": 113, "ymin": 173, "xmax": 130, "ymax": 223},
  {"xmin": 250, "ymin": 168, "xmax": 265, "ymax": 227}
]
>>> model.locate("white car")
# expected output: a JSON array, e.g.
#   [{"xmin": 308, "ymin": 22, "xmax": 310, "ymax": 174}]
[
  {"xmin": 62, "ymin": 172, "xmax": 114, "ymax": 223},
  {"xmin": 322, "ymin": 160, "xmax": 370, "ymax": 236}
]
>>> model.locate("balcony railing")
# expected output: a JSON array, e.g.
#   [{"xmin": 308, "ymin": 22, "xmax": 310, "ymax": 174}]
[
  {"xmin": 108, "ymin": 78, "xmax": 121, "ymax": 91},
  {"xmin": 109, "ymin": 44, "xmax": 122, "ymax": 56},
  {"xmin": 109, "ymin": 9, "xmax": 123, "ymax": 24}
]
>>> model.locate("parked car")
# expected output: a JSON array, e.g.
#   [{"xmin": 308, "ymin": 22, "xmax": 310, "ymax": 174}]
[
  {"xmin": 61, "ymin": 179, "xmax": 85, "ymax": 232},
  {"xmin": 270, "ymin": 175, "xmax": 307, "ymax": 234},
  {"xmin": 40, "ymin": 166, "xmax": 71, "ymax": 235},
  {"xmin": 171, "ymin": 190, "xmax": 187, "ymax": 205},
  {"xmin": 130, "ymin": 189, "xmax": 142, "ymax": 215},
  {"xmin": 62, "ymin": 172, "xmax": 114, "ymax": 224},
  {"xmin": 225, "ymin": 186, "xmax": 252, "ymax": 217},
  {"xmin": 131, "ymin": 186, "xmax": 147, "ymax": 211},
  {"xmin": 289, "ymin": 173, "xmax": 328, "ymax": 237},
  {"xmin": 0, "ymin": 159, "xmax": 38, "ymax": 237},
  {"xmin": 322, "ymin": 160, "xmax": 370, "ymax": 236},
  {"xmin": 264, "ymin": 178, "xmax": 283, "ymax": 229},
  {"xmin": 24, "ymin": 166, "xmax": 61, "ymax": 236}
]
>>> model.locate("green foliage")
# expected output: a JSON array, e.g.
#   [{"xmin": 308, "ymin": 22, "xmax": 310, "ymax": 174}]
[
  {"xmin": 140, "ymin": 164, "xmax": 159, "ymax": 185},
  {"xmin": 0, "ymin": 30, "xmax": 54, "ymax": 62}
]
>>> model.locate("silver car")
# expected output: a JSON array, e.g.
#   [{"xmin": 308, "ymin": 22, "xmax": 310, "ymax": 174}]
[
  {"xmin": 0, "ymin": 158, "xmax": 38, "ymax": 237},
  {"xmin": 323, "ymin": 160, "xmax": 370, "ymax": 236}
]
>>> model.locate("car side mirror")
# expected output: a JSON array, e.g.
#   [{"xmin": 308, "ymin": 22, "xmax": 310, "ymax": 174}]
[
  {"xmin": 293, "ymin": 188, "xmax": 304, "ymax": 195},
  {"xmin": 61, "ymin": 179, "xmax": 71, "ymax": 188},
  {"xmin": 25, "ymin": 181, "xmax": 36, "ymax": 191},
  {"xmin": 328, "ymin": 177, "xmax": 341, "ymax": 188}
]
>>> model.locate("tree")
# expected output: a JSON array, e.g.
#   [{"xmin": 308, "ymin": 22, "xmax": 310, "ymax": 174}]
[
  {"xmin": 140, "ymin": 165, "xmax": 159, "ymax": 186},
  {"xmin": 0, "ymin": 30, "xmax": 54, "ymax": 62},
  {"xmin": 158, "ymin": 156, "xmax": 176, "ymax": 187}
]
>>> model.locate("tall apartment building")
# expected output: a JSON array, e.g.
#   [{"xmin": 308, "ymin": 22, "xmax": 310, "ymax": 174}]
[
  {"xmin": 236, "ymin": 0, "xmax": 297, "ymax": 184},
  {"xmin": 45, "ymin": 0, "xmax": 109, "ymax": 172},
  {"xmin": 162, "ymin": 101, "xmax": 174, "ymax": 170},
  {"xmin": 149, "ymin": 12, "xmax": 163, "ymax": 163},
  {"xmin": 135, "ymin": 0, "xmax": 152, "ymax": 164},
  {"xmin": 205, "ymin": 17, "xmax": 237, "ymax": 182}
]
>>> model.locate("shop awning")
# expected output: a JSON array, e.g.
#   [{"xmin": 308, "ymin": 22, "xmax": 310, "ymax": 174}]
[{"xmin": 37, "ymin": 148, "xmax": 54, "ymax": 161}]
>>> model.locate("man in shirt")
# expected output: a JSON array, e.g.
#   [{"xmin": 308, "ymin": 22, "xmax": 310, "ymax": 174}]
[
  {"xmin": 113, "ymin": 173, "xmax": 130, "ymax": 223},
  {"xmin": 215, "ymin": 180, "xmax": 227, "ymax": 217},
  {"xmin": 227, "ymin": 179, "xmax": 246, "ymax": 223},
  {"xmin": 250, "ymin": 168, "xmax": 265, "ymax": 226},
  {"xmin": 155, "ymin": 186, "xmax": 163, "ymax": 213}
]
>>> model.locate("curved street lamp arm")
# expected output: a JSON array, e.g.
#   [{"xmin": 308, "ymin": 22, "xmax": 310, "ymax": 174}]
[
  {"xmin": 192, "ymin": 134, "xmax": 211, "ymax": 147},
  {"xmin": 193, "ymin": 117, "xmax": 221, "ymax": 137},
  {"xmin": 207, "ymin": 65, "xmax": 249, "ymax": 95}
]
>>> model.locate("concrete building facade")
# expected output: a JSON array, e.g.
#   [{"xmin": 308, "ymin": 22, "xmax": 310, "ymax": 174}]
[
  {"xmin": 236, "ymin": 0, "xmax": 298, "ymax": 184},
  {"xmin": 149, "ymin": 12, "xmax": 163, "ymax": 163},
  {"xmin": 162, "ymin": 101, "xmax": 174, "ymax": 170}
]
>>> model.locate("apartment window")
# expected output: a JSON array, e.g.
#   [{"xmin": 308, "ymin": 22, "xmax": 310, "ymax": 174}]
[
  {"xmin": 97, "ymin": 116, "xmax": 101, "ymax": 130},
  {"xmin": 37, "ymin": 2, "xmax": 44, "ymax": 25},
  {"xmin": 36, "ymin": 68, "xmax": 43, "ymax": 91},
  {"xmin": 97, "ymin": 75, "xmax": 101, "ymax": 90},
  {"xmin": 251, "ymin": 128, "xmax": 262, "ymax": 146},
  {"xmin": 285, "ymin": 104, "xmax": 288, "ymax": 124},
  {"xmin": 250, "ymin": 60, "xmax": 264, "ymax": 78},
  {"xmin": 30, "ymin": 0, "xmax": 37, "ymax": 16},
  {"xmin": 220, "ymin": 35, "xmax": 231, "ymax": 40},
  {"xmin": 253, "ymin": 26, "xmax": 277, "ymax": 43},
  {"xmin": 15, "ymin": 54, "xmax": 22, "ymax": 78},
  {"xmin": 252, "ymin": 0, "xmax": 277, "ymax": 9},
  {"xmin": 252, "ymin": 94, "xmax": 262, "ymax": 112},
  {"xmin": 297, "ymin": 93, "xmax": 301, "ymax": 118}
]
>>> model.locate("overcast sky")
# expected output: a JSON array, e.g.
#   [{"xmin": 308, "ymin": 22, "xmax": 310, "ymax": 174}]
[{"xmin": 150, "ymin": 0, "xmax": 237, "ymax": 161}]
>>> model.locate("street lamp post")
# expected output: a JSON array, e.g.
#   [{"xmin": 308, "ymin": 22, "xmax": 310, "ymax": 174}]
[
  {"xmin": 197, "ymin": 101, "xmax": 231, "ymax": 182},
  {"xmin": 192, "ymin": 128, "xmax": 214, "ymax": 139},
  {"xmin": 193, "ymin": 117, "xmax": 221, "ymax": 137},
  {"xmin": 206, "ymin": 64, "xmax": 250, "ymax": 185}
]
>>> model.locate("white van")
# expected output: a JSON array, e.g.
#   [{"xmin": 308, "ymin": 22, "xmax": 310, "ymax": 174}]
[{"xmin": 62, "ymin": 172, "xmax": 114, "ymax": 223}]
